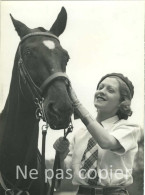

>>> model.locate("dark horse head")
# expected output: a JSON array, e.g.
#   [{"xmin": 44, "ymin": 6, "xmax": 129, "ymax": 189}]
[
  {"xmin": 10, "ymin": 7, "xmax": 73, "ymax": 130},
  {"xmin": 0, "ymin": 7, "xmax": 73, "ymax": 195}
]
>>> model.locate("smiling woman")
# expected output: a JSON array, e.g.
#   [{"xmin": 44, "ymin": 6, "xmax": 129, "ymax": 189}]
[{"xmin": 53, "ymin": 73, "xmax": 141, "ymax": 195}]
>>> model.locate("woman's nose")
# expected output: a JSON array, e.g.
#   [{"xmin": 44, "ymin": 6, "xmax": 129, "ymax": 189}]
[
  {"xmin": 96, "ymin": 88, "xmax": 106, "ymax": 96},
  {"xmin": 101, "ymin": 86, "xmax": 107, "ymax": 92}
]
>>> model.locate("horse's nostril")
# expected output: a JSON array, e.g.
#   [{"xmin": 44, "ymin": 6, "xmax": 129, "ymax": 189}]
[
  {"xmin": 48, "ymin": 102, "xmax": 61, "ymax": 120},
  {"xmin": 49, "ymin": 103, "xmax": 53, "ymax": 111},
  {"xmin": 48, "ymin": 102, "xmax": 73, "ymax": 123},
  {"xmin": 49, "ymin": 103, "xmax": 58, "ymax": 115}
]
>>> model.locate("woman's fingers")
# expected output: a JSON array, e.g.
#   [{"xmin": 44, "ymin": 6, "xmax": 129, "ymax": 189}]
[
  {"xmin": 68, "ymin": 86, "xmax": 80, "ymax": 106},
  {"xmin": 53, "ymin": 137, "xmax": 70, "ymax": 153}
]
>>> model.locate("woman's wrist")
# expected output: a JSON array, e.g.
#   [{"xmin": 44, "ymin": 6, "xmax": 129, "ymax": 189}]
[
  {"xmin": 74, "ymin": 104, "xmax": 88, "ymax": 118},
  {"xmin": 57, "ymin": 153, "xmax": 67, "ymax": 172},
  {"xmin": 59, "ymin": 152, "xmax": 67, "ymax": 161},
  {"xmin": 82, "ymin": 114, "xmax": 95, "ymax": 126},
  {"xmin": 74, "ymin": 104, "xmax": 95, "ymax": 125}
]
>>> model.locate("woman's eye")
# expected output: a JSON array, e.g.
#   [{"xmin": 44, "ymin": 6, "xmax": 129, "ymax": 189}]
[
  {"xmin": 98, "ymin": 85, "xmax": 103, "ymax": 90},
  {"xmin": 108, "ymin": 89, "xmax": 115, "ymax": 93}
]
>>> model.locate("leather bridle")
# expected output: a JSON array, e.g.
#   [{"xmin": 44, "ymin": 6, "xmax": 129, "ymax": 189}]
[{"xmin": 18, "ymin": 32, "xmax": 70, "ymax": 118}]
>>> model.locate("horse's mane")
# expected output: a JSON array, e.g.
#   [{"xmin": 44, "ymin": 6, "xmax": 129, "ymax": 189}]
[{"xmin": 0, "ymin": 48, "xmax": 20, "ymax": 114}]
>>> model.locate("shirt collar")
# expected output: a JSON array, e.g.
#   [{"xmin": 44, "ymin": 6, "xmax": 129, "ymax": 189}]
[{"xmin": 101, "ymin": 115, "xmax": 119, "ymax": 130}]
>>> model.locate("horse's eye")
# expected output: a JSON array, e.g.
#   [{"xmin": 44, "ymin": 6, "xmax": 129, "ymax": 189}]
[
  {"xmin": 63, "ymin": 58, "xmax": 69, "ymax": 66},
  {"xmin": 64, "ymin": 55, "xmax": 70, "ymax": 65},
  {"xmin": 24, "ymin": 48, "xmax": 31, "ymax": 56},
  {"xmin": 67, "ymin": 56, "xmax": 70, "ymax": 62}
]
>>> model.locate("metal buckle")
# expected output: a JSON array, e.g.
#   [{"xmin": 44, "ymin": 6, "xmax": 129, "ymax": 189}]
[
  {"xmin": 42, "ymin": 124, "xmax": 49, "ymax": 134},
  {"xmin": 16, "ymin": 191, "xmax": 30, "ymax": 195},
  {"xmin": 5, "ymin": 189, "xmax": 14, "ymax": 195},
  {"xmin": 35, "ymin": 107, "xmax": 43, "ymax": 120},
  {"xmin": 64, "ymin": 121, "xmax": 73, "ymax": 139},
  {"xmin": 34, "ymin": 98, "xmax": 43, "ymax": 120}
]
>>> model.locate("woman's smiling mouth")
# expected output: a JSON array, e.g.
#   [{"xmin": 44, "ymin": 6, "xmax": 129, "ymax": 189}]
[{"xmin": 97, "ymin": 96, "xmax": 106, "ymax": 101}]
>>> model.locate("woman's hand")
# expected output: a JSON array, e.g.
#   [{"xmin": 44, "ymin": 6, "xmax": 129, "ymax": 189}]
[
  {"xmin": 68, "ymin": 85, "xmax": 80, "ymax": 107},
  {"xmin": 53, "ymin": 137, "xmax": 70, "ymax": 160},
  {"xmin": 68, "ymin": 84, "xmax": 90, "ymax": 120}
]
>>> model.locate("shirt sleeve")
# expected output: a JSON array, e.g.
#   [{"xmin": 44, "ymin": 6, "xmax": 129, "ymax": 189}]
[{"xmin": 110, "ymin": 123, "xmax": 140, "ymax": 155}]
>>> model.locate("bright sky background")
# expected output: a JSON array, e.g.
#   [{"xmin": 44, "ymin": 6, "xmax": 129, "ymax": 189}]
[{"xmin": 0, "ymin": 1, "xmax": 144, "ymax": 159}]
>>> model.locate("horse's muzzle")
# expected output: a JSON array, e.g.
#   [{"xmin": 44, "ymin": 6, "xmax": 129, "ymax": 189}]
[
  {"xmin": 47, "ymin": 114, "xmax": 72, "ymax": 130},
  {"xmin": 44, "ymin": 101, "xmax": 73, "ymax": 130}
]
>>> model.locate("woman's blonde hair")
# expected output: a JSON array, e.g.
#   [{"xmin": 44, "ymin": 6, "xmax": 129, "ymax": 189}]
[{"xmin": 111, "ymin": 76, "xmax": 133, "ymax": 120}]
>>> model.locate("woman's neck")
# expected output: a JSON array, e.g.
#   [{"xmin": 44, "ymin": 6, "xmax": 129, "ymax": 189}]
[{"xmin": 96, "ymin": 110, "xmax": 117, "ymax": 123}]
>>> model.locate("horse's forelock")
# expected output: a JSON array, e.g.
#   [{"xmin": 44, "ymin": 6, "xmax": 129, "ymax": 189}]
[{"xmin": 38, "ymin": 27, "xmax": 47, "ymax": 32}]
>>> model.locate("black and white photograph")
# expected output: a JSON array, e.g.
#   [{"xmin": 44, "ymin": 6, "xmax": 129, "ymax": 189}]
[{"xmin": 0, "ymin": 1, "xmax": 144, "ymax": 195}]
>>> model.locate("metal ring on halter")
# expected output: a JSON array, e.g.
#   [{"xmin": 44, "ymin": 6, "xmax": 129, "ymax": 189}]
[
  {"xmin": 34, "ymin": 97, "xmax": 44, "ymax": 105},
  {"xmin": 5, "ymin": 189, "xmax": 14, "ymax": 195}
]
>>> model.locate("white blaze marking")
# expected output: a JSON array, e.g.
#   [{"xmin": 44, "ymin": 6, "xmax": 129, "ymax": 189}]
[{"xmin": 43, "ymin": 40, "xmax": 55, "ymax": 50}]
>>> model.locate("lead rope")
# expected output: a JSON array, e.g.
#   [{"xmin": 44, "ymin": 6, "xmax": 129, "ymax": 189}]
[
  {"xmin": 41, "ymin": 124, "xmax": 48, "ymax": 195},
  {"xmin": 34, "ymin": 98, "xmax": 49, "ymax": 195},
  {"xmin": 50, "ymin": 121, "xmax": 73, "ymax": 195},
  {"xmin": 35, "ymin": 98, "xmax": 73, "ymax": 195}
]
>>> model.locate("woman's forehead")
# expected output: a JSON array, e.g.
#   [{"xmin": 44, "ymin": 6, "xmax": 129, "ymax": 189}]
[{"xmin": 99, "ymin": 77, "xmax": 119, "ymax": 88}]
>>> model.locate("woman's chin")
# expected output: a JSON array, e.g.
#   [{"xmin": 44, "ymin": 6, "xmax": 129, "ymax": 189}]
[{"xmin": 94, "ymin": 102, "xmax": 106, "ymax": 109}]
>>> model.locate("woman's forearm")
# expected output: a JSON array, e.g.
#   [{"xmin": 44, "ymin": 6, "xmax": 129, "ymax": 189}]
[
  {"xmin": 75, "ymin": 104, "xmax": 121, "ymax": 150},
  {"xmin": 87, "ymin": 119, "xmax": 121, "ymax": 150}
]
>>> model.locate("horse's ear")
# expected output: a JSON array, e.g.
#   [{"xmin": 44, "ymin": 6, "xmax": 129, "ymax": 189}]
[
  {"xmin": 50, "ymin": 7, "xmax": 67, "ymax": 37},
  {"xmin": 10, "ymin": 14, "xmax": 30, "ymax": 38}
]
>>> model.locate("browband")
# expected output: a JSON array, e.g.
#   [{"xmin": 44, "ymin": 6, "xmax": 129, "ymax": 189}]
[{"xmin": 20, "ymin": 32, "xmax": 59, "ymax": 44}]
